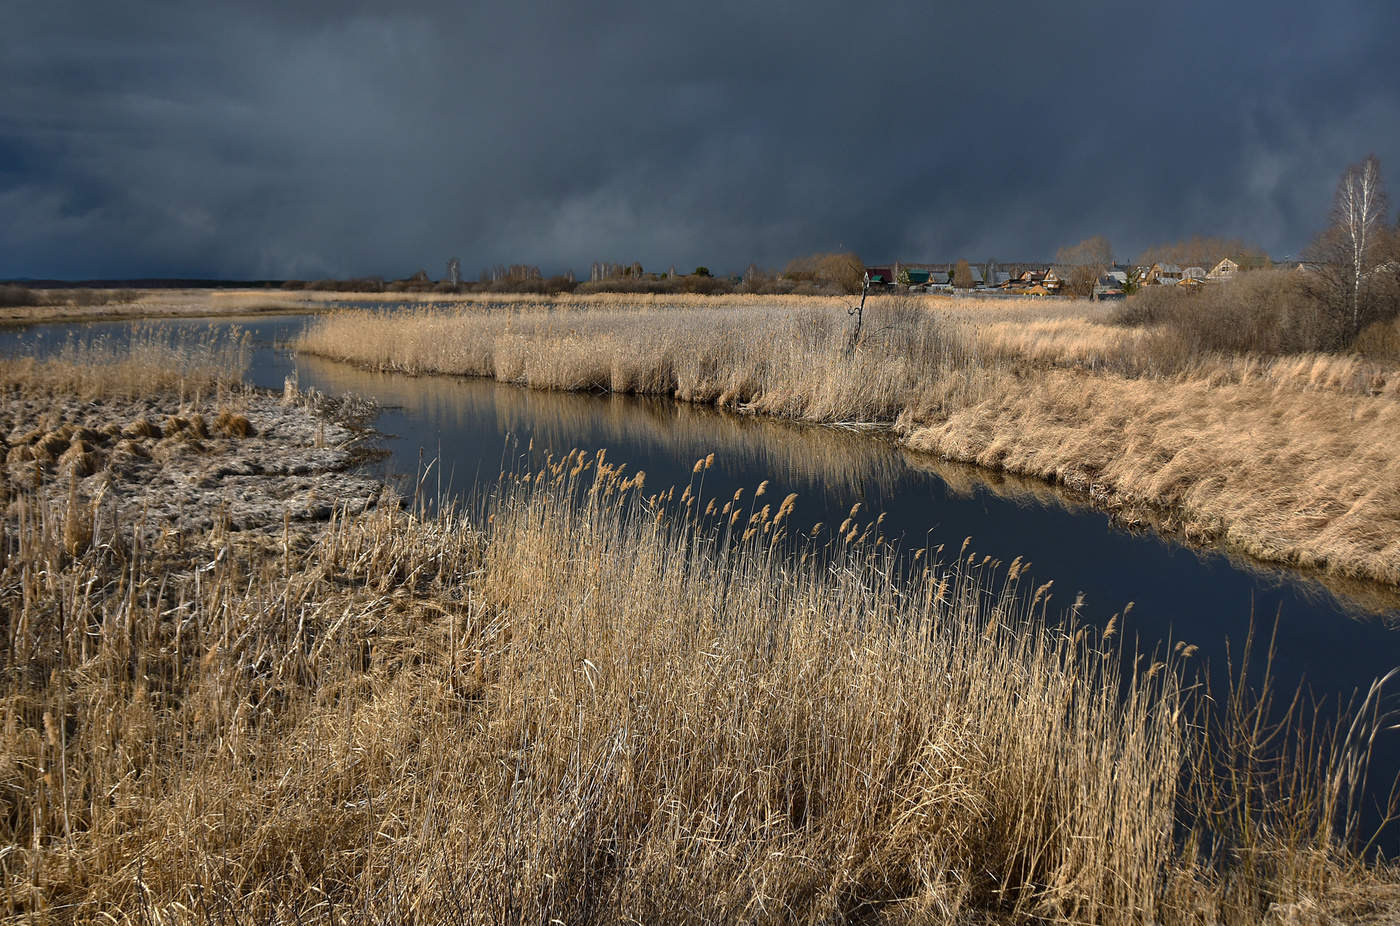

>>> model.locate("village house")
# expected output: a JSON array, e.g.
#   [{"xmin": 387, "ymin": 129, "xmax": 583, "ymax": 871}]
[
  {"xmin": 1146, "ymin": 263, "xmax": 1183, "ymax": 285},
  {"xmin": 864, "ymin": 266, "xmax": 894, "ymax": 287},
  {"xmin": 1092, "ymin": 273, "xmax": 1126, "ymax": 300},
  {"xmin": 1207, "ymin": 257, "xmax": 1239, "ymax": 280}
]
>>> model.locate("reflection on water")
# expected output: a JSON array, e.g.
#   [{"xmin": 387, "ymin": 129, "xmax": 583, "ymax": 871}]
[
  {"xmin": 297, "ymin": 353, "xmax": 911, "ymax": 501},
  {"xmin": 5, "ymin": 314, "xmax": 1400, "ymax": 844}
]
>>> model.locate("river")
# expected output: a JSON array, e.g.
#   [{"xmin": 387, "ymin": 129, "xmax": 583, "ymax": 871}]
[{"xmin": 5, "ymin": 312, "xmax": 1398, "ymax": 846}]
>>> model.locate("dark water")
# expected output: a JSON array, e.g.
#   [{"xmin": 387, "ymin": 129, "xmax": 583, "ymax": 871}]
[{"xmin": 5, "ymin": 314, "xmax": 1399, "ymax": 846}]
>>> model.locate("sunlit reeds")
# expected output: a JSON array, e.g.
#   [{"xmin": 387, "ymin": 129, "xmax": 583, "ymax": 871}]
[
  {"xmin": 1, "ymin": 449, "xmax": 1393, "ymax": 922},
  {"xmin": 295, "ymin": 297, "xmax": 1400, "ymax": 585},
  {"xmin": 0, "ymin": 324, "xmax": 251, "ymax": 400}
]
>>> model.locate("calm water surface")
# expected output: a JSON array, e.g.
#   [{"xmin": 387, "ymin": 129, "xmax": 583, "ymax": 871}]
[{"xmin": 5, "ymin": 314, "xmax": 1398, "ymax": 844}]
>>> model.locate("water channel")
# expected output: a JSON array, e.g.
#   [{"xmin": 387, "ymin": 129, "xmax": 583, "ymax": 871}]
[{"xmin": 5, "ymin": 313, "xmax": 1399, "ymax": 846}]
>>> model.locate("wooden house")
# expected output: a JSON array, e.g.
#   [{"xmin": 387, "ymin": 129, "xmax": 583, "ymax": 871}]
[
  {"xmin": 1207, "ymin": 257, "xmax": 1239, "ymax": 280},
  {"xmin": 1147, "ymin": 263, "xmax": 1183, "ymax": 285}
]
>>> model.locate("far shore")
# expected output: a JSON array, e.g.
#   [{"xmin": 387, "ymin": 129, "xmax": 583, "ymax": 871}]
[
  {"xmin": 293, "ymin": 295, "xmax": 1400, "ymax": 590},
  {"xmin": 0, "ymin": 286, "xmax": 875, "ymax": 326}
]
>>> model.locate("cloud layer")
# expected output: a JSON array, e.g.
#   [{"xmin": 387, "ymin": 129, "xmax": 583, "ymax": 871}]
[{"xmin": 3, "ymin": 0, "xmax": 1398, "ymax": 279}]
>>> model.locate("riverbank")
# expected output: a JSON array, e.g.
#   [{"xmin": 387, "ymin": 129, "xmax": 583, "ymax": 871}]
[
  {"xmin": 0, "ymin": 325, "xmax": 387, "ymax": 548},
  {"xmin": 4, "ymin": 337, "xmax": 1399, "ymax": 922},
  {"xmin": 2, "ymin": 388, "xmax": 385, "ymax": 548},
  {"xmin": 5, "ymin": 440, "xmax": 1397, "ymax": 922},
  {"xmin": 0, "ymin": 287, "xmax": 857, "ymax": 326},
  {"xmin": 0, "ymin": 289, "xmax": 323, "ymax": 326},
  {"xmin": 295, "ymin": 298, "xmax": 1400, "ymax": 589}
]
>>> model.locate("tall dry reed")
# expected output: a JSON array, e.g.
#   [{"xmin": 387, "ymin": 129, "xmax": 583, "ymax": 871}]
[
  {"xmin": 295, "ymin": 298, "xmax": 1400, "ymax": 585},
  {"xmin": 2, "ymin": 449, "xmax": 1393, "ymax": 923},
  {"xmin": 1, "ymin": 324, "xmax": 251, "ymax": 400}
]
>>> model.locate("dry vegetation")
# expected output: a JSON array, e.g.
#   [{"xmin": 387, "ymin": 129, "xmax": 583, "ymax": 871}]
[
  {"xmin": 1, "ymin": 324, "xmax": 1396, "ymax": 922},
  {"xmin": 0, "ymin": 289, "xmax": 326, "ymax": 325},
  {"xmin": 0, "ymin": 324, "xmax": 251, "ymax": 400},
  {"xmin": 296, "ymin": 294, "xmax": 1400, "ymax": 586},
  {"xmin": 4, "ymin": 442, "xmax": 1398, "ymax": 923}
]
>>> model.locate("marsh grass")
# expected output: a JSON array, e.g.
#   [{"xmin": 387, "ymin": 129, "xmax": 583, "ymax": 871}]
[
  {"xmin": 0, "ymin": 324, "xmax": 251, "ymax": 400},
  {"xmin": 1, "ymin": 446, "xmax": 1395, "ymax": 923},
  {"xmin": 296, "ymin": 298, "xmax": 1400, "ymax": 585}
]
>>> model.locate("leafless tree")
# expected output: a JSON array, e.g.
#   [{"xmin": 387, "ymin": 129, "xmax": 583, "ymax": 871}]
[
  {"xmin": 1056, "ymin": 235, "xmax": 1114, "ymax": 298},
  {"xmin": 952, "ymin": 259, "xmax": 974, "ymax": 289},
  {"xmin": 1305, "ymin": 155, "xmax": 1394, "ymax": 343},
  {"xmin": 1333, "ymin": 155, "xmax": 1390, "ymax": 337},
  {"xmin": 1135, "ymin": 236, "xmax": 1270, "ymax": 270},
  {"xmin": 446, "ymin": 257, "xmax": 461, "ymax": 287}
]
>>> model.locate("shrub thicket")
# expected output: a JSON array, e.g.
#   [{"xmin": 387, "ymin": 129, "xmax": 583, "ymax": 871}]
[
  {"xmin": 1111, "ymin": 270, "xmax": 1389, "ymax": 367},
  {"xmin": 0, "ymin": 284, "xmax": 41, "ymax": 307}
]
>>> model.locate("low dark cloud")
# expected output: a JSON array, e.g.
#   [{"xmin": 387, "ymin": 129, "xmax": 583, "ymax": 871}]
[{"xmin": 3, "ymin": 0, "xmax": 1398, "ymax": 279}]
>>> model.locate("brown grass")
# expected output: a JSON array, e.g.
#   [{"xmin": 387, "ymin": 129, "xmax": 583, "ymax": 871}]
[
  {"xmin": 2, "ymin": 447, "xmax": 1394, "ymax": 923},
  {"xmin": 296, "ymin": 298, "xmax": 1400, "ymax": 586},
  {"xmin": 0, "ymin": 324, "xmax": 250, "ymax": 400}
]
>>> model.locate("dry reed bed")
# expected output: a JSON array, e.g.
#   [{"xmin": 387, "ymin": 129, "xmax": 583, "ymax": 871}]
[
  {"xmin": 3, "ymin": 448, "xmax": 1395, "ymax": 923},
  {"xmin": 0, "ymin": 324, "xmax": 251, "ymax": 400},
  {"xmin": 297, "ymin": 302, "xmax": 1400, "ymax": 585}
]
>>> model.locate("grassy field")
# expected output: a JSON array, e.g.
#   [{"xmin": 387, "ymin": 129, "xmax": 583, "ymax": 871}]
[
  {"xmin": 295, "ymin": 295, "xmax": 1400, "ymax": 587},
  {"xmin": 0, "ymin": 287, "xmax": 862, "ymax": 325},
  {"xmin": 3, "ymin": 333, "xmax": 1399, "ymax": 922},
  {"xmin": 4, "ymin": 446, "xmax": 1396, "ymax": 921}
]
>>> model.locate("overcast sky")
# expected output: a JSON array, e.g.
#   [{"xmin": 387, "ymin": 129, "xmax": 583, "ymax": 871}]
[{"xmin": 3, "ymin": 1, "xmax": 1398, "ymax": 280}]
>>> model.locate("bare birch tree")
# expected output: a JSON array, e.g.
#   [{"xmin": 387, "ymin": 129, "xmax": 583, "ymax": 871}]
[{"xmin": 1332, "ymin": 155, "xmax": 1390, "ymax": 337}]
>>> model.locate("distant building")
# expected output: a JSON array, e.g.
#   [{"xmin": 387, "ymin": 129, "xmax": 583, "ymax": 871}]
[
  {"xmin": 1181, "ymin": 266, "xmax": 1207, "ymax": 282},
  {"xmin": 1207, "ymin": 257, "xmax": 1239, "ymax": 280},
  {"xmin": 1093, "ymin": 273, "xmax": 1126, "ymax": 300},
  {"xmin": 1147, "ymin": 263, "xmax": 1183, "ymax": 285},
  {"xmin": 864, "ymin": 266, "xmax": 894, "ymax": 287}
]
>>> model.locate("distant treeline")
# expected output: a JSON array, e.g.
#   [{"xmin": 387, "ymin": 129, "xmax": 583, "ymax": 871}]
[
  {"xmin": 0, "ymin": 285, "xmax": 142, "ymax": 309},
  {"xmin": 278, "ymin": 252, "xmax": 868, "ymax": 297},
  {"xmin": 8, "ymin": 279, "xmax": 288, "ymax": 290}
]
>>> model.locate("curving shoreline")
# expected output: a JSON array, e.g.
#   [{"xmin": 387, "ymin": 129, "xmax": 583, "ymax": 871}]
[{"xmin": 293, "ymin": 302, "xmax": 1400, "ymax": 595}]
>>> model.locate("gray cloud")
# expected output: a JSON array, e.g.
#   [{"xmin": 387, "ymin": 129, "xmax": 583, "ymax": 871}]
[{"xmin": 2, "ymin": 0, "xmax": 1398, "ymax": 279}]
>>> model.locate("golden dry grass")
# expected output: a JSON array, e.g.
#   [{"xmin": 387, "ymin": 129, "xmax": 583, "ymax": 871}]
[
  {"xmin": 0, "ymin": 324, "xmax": 250, "ymax": 400},
  {"xmin": 3, "ymin": 447, "xmax": 1395, "ymax": 923},
  {"xmin": 296, "ymin": 298, "xmax": 1400, "ymax": 586},
  {"xmin": 901, "ymin": 367, "xmax": 1400, "ymax": 583}
]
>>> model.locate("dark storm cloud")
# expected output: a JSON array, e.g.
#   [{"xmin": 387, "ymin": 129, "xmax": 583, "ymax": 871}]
[{"xmin": 2, "ymin": 0, "xmax": 1398, "ymax": 279}]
